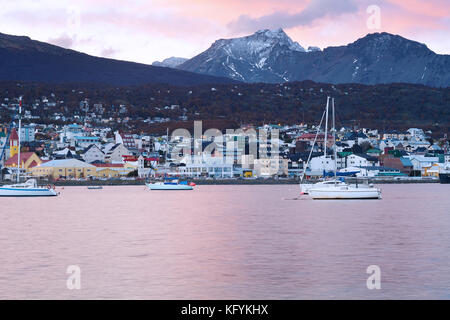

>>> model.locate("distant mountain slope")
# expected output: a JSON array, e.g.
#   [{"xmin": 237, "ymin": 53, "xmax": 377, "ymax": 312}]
[
  {"xmin": 152, "ymin": 57, "xmax": 188, "ymax": 68},
  {"xmin": 0, "ymin": 33, "xmax": 236, "ymax": 86},
  {"xmin": 178, "ymin": 30, "xmax": 450, "ymax": 87}
]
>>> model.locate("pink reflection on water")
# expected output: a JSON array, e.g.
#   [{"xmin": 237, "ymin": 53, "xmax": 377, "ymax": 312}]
[{"xmin": 0, "ymin": 184, "xmax": 449, "ymax": 299}]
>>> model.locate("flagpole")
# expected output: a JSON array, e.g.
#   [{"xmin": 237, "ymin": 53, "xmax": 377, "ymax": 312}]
[{"xmin": 17, "ymin": 97, "xmax": 22, "ymax": 183}]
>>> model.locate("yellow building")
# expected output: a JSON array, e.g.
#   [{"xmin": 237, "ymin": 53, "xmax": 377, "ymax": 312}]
[
  {"xmin": 30, "ymin": 159, "xmax": 136, "ymax": 179},
  {"xmin": 30, "ymin": 159, "xmax": 97, "ymax": 179},
  {"xmin": 93, "ymin": 163, "xmax": 133, "ymax": 178},
  {"xmin": 9, "ymin": 128, "xmax": 19, "ymax": 158},
  {"xmin": 422, "ymin": 163, "xmax": 441, "ymax": 177}
]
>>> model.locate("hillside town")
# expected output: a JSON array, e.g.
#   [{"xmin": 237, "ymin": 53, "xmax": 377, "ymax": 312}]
[{"xmin": 1, "ymin": 95, "xmax": 449, "ymax": 183}]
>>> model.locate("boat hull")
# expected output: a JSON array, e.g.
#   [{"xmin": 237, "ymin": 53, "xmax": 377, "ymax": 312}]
[
  {"xmin": 0, "ymin": 187, "xmax": 58, "ymax": 197},
  {"xmin": 146, "ymin": 183, "xmax": 193, "ymax": 190},
  {"xmin": 309, "ymin": 187, "xmax": 381, "ymax": 200},
  {"xmin": 439, "ymin": 173, "xmax": 450, "ymax": 184}
]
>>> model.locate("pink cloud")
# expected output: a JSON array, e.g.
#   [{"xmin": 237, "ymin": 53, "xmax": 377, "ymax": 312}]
[{"xmin": 0, "ymin": 0, "xmax": 448, "ymax": 63}]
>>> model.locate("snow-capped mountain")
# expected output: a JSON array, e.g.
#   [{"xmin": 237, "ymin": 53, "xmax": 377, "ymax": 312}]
[
  {"xmin": 152, "ymin": 57, "xmax": 188, "ymax": 68},
  {"xmin": 178, "ymin": 28, "xmax": 310, "ymax": 82},
  {"xmin": 178, "ymin": 30, "xmax": 450, "ymax": 87}
]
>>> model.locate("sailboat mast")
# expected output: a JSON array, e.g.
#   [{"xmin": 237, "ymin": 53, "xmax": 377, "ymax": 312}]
[
  {"xmin": 17, "ymin": 97, "xmax": 22, "ymax": 183},
  {"xmin": 332, "ymin": 98, "xmax": 338, "ymax": 182},
  {"xmin": 323, "ymin": 97, "xmax": 329, "ymax": 172},
  {"xmin": 165, "ymin": 127, "xmax": 169, "ymax": 165}
]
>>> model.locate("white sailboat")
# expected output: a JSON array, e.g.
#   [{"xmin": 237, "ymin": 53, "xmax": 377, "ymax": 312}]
[
  {"xmin": 0, "ymin": 97, "xmax": 58, "ymax": 197},
  {"xmin": 0, "ymin": 179, "xmax": 58, "ymax": 197},
  {"xmin": 301, "ymin": 97, "xmax": 381, "ymax": 200}
]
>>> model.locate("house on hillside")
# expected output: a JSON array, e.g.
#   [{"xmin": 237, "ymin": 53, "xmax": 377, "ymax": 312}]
[
  {"xmin": 74, "ymin": 136, "xmax": 101, "ymax": 149},
  {"xmin": 341, "ymin": 154, "xmax": 379, "ymax": 168},
  {"xmin": 82, "ymin": 144, "xmax": 105, "ymax": 163},
  {"xmin": 104, "ymin": 143, "xmax": 131, "ymax": 163},
  {"xmin": 380, "ymin": 155, "xmax": 414, "ymax": 175},
  {"xmin": 309, "ymin": 155, "xmax": 336, "ymax": 172},
  {"xmin": 53, "ymin": 148, "xmax": 82, "ymax": 160}
]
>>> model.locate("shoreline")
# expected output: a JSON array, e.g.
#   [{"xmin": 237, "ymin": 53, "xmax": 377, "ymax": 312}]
[{"xmin": 0, "ymin": 178, "xmax": 439, "ymax": 187}]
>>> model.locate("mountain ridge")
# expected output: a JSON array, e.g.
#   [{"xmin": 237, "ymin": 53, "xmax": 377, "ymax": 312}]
[
  {"xmin": 178, "ymin": 30, "xmax": 450, "ymax": 87},
  {"xmin": 152, "ymin": 57, "xmax": 188, "ymax": 68}
]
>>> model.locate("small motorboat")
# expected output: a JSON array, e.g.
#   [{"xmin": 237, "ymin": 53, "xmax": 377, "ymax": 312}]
[
  {"xmin": 0, "ymin": 179, "xmax": 58, "ymax": 197},
  {"xmin": 146, "ymin": 177, "xmax": 194, "ymax": 190},
  {"xmin": 87, "ymin": 186, "xmax": 103, "ymax": 190}
]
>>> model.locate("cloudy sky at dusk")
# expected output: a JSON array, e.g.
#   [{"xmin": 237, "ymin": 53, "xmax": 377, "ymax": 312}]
[{"xmin": 0, "ymin": 0, "xmax": 449, "ymax": 64}]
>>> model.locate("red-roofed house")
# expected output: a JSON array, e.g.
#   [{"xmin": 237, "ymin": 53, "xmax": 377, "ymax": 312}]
[
  {"xmin": 297, "ymin": 133, "xmax": 333, "ymax": 148},
  {"xmin": 5, "ymin": 152, "xmax": 42, "ymax": 170},
  {"xmin": 93, "ymin": 163, "xmax": 125, "ymax": 168}
]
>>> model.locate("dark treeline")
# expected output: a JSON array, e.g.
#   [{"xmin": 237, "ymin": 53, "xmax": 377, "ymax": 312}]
[{"xmin": 0, "ymin": 80, "xmax": 448, "ymax": 136}]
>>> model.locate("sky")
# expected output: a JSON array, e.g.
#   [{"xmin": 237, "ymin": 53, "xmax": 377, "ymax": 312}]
[{"xmin": 0, "ymin": 0, "xmax": 449, "ymax": 64}]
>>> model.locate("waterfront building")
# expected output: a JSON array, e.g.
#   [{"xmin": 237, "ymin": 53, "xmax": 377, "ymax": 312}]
[
  {"xmin": 30, "ymin": 159, "xmax": 97, "ymax": 179},
  {"xmin": 92, "ymin": 163, "xmax": 134, "ymax": 178},
  {"xmin": 177, "ymin": 154, "xmax": 234, "ymax": 178},
  {"xmin": 254, "ymin": 157, "xmax": 289, "ymax": 178},
  {"xmin": 407, "ymin": 155, "xmax": 440, "ymax": 175}
]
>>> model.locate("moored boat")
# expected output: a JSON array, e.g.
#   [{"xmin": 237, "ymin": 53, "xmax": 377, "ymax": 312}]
[
  {"xmin": 0, "ymin": 179, "xmax": 58, "ymax": 197},
  {"xmin": 301, "ymin": 179, "xmax": 347, "ymax": 195},
  {"xmin": 0, "ymin": 97, "xmax": 59, "ymax": 197},
  {"xmin": 299, "ymin": 97, "xmax": 381, "ymax": 200},
  {"xmin": 309, "ymin": 183, "xmax": 381, "ymax": 199},
  {"xmin": 146, "ymin": 177, "xmax": 194, "ymax": 190}
]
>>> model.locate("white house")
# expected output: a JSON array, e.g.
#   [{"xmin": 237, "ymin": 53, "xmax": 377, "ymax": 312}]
[
  {"xmin": 444, "ymin": 153, "xmax": 450, "ymax": 164},
  {"xmin": 19, "ymin": 125, "xmax": 36, "ymax": 142},
  {"xmin": 342, "ymin": 154, "xmax": 379, "ymax": 168},
  {"xmin": 254, "ymin": 157, "xmax": 288, "ymax": 178},
  {"xmin": 137, "ymin": 155, "xmax": 159, "ymax": 178},
  {"xmin": 177, "ymin": 154, "xmax": 234, "ymax": 178},
  {"xmin": 407, "ymin": 128, "xmax": 427, "ymax": 141},
  {"xmin": 407, "ymin": 155, "xmax": 439, "ymax": 172},
  {"xmin": 82, "ymin": 144, "xmax": 105, "ymax": 163},
  {"xmin": 105, "ymin": 143, "xmax": 131, "ymax": 163},
  {"xmin": 309, "ymin": 155, "xmax": 337, "ymax": 173},
  {"xmin": 73, "ymin": 136, "xmax": 101, "ymax": 149}
]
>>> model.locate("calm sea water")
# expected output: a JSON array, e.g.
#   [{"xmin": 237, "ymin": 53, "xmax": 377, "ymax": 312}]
[{"xmin": 0, "ymin": 184, "xmax": 449, "ymax": 299}]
